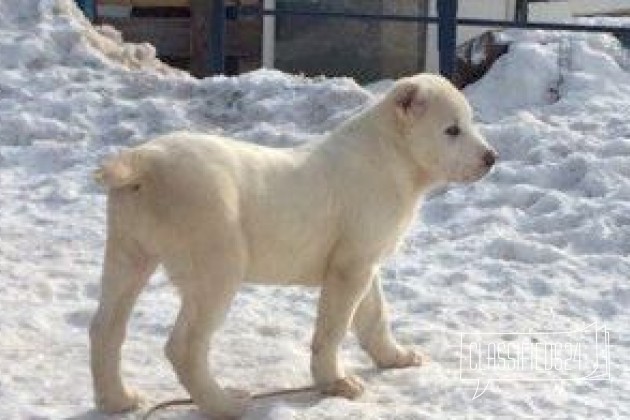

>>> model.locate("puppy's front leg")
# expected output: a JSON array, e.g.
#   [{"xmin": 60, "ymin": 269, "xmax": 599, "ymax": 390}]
[
  {"xmin": 353, "ymin": 275, "xmax": 426, "ymax": 369},
  {"xmin": 311, "ymin": 267, "xmax": 373, "ymax": 399}
]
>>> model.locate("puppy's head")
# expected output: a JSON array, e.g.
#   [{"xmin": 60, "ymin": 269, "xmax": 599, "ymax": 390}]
[{"xmin": 387, "ymin": 74, "xmax": 496, "ymax": 184}]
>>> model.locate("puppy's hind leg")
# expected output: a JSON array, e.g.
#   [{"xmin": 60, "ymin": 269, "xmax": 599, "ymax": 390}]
[
  {"xmin": 90, "ymin": 235, "xmax": 157, "ymax": 413},
  {"xmin": 164, "ymin": 244, "xmax": 246, "ymax": 419}
]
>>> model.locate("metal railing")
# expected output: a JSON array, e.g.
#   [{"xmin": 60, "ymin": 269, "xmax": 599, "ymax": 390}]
[
  {"xmin": 76, "ymin": 0, "xmax": 96, "ymax": 21},
  {"xmin": 76, "ymin": 0, "xmax": 630, "ymax": 79}
]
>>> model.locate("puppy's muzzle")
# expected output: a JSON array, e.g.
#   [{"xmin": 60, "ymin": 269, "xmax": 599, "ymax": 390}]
[{"xmin": 483, "ymin": 150, "xmax": 498, "ymax": 168}]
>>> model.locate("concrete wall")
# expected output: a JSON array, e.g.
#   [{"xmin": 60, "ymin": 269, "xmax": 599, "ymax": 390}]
[
  {"xmin": 380, "ymin": 0, "xmax": 428, "ymax": 78},
  {"xmin": 529, "ymin": 1, "xmax": 571, "ymax": 22},
  {"xmin": 568, "ymin": 0, "xmax": 630, "ymax": 16},
  {"xmin": 272, "ymin": 0, "xmax": 428, "ymax": 83}
]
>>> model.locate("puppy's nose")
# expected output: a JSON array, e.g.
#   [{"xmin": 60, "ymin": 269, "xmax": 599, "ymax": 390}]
[{"xmin": 483, "ymin": 150, "xmax": 497, "ymax": 167}]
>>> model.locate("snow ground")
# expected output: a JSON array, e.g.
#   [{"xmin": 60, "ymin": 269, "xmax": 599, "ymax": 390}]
[{"xmin": 1, "ymin": 1, "xmax": 629, "ymax": 418}]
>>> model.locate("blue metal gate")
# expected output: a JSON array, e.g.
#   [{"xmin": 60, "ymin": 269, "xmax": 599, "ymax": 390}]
[
  {"xmin": 75, "ymin": 0, "xmax": 96, "ymax": 21},
  {"xmin": 76, "ymin": 0, "xmax": 630, "ymax": 79}
]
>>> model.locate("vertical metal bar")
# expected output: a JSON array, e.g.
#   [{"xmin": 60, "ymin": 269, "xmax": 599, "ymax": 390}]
[
  {"xmin": 75, "ymin": 0, "xmax": 96, "ymax": 21},
  {"xmin": 419, "ymin": 0, "xmax": 429, "ymax": 72},
  {"xmin": 515, "ymin": 0, "xmax": 528, "ymax": 23},
  {"xmin": 262, "ymin": 0, "xmax": 276, "ymax": 68},
  {"xmin": 437, "ymin": 0, "xmax": 457, "ymax": 79},
  {"xmin": 211, "ymin": 0, "xmax": 226, "ymax": 74},
  {"xmin": 191, "ymin": 0, "xmax": 225, "ymax": 77}
]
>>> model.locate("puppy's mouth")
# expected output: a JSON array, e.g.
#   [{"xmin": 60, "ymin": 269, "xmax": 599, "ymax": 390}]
[
  {"xmin": 443, "ymin": 151, "xmax": 498, "ymax": 184},
  {"xmin": 455, "ymin": 164, "xmax": 494, "ymax": 183}
]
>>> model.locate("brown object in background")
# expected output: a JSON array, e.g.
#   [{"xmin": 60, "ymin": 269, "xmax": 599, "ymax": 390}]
[
  {"xmin": 452, "ymin": 31, "xmax": 509, "ymax": 89},
  {"xmin": 96, "ymin": 0, "xmax": 262, "ymax": 77}
]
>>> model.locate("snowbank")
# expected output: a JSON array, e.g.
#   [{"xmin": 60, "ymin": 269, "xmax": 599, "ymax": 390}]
[{"xmin": 0, "ymin": 1, "xmax": 629, "ymax": 418}]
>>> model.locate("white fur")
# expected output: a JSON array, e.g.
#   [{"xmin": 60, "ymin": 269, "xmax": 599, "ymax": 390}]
[{"xmin": 90, "ymin": 74, "xmax": 496, "ymax": 418}]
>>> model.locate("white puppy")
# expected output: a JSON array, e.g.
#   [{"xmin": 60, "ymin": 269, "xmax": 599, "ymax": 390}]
[{"xmin": 90, "ymin": 74, "xmax": 496, "ymax": 418}]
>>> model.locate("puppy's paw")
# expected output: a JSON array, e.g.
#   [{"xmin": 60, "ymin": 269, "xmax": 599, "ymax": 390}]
[
  {"xmin": 96, "ymin": 387, "xmax": 143, "ymax": 413},
  {"xmin": 377, "ymin": 347, "xmax": 429, "ymax": 369},
  {"xmin": 321, "ymin": 375, "xmax": 365, "ymax": 400},
  {"xmin": 202, "ymin": 389, "xmax": 250, "ymax": 419}
]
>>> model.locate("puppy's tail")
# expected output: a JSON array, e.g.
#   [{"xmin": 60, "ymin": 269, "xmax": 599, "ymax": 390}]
[{"xmin": 94, "ymin": 149, "xmax": 141, "ymax": 188}]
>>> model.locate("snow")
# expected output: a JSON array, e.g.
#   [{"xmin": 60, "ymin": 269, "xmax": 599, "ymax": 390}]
[{"xmin": 1, "ymin": 1, "xmax": 629, "ymax": 418}]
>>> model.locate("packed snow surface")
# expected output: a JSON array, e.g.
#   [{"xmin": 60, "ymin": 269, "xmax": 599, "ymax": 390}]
[{"xmin": 1, "ymin": 1, "xmax": 629, "ymax": 418}]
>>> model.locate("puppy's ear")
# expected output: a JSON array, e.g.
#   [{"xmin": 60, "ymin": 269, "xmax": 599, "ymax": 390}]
[{"xmin": 392, "ymin": 81, "xmax": 428, "ymax": 121}]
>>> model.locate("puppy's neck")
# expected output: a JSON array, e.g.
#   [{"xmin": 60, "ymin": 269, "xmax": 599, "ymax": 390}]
[{"xmin": 331, "ymin": 104, "xmax": 436, "ymax": 197}]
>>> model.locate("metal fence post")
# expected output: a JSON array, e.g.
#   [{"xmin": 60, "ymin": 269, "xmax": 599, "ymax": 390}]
[
  {"xmin": 191, "ymin": 0, "xmax": 225, "ymax": 77},
  {"xmin": 211, "ymin": 0, "xmax": 226, "ymax": 74},
  {"xmin": 515, "ymin": 0, "xmax": 529, "ymax": 23},
  {"xmin": 437, "ymin": 0, "xmax": 458, "ymax": 79},
  {"xmin": 75, "ymin": 0, "xmax": 96, "ymax": 21}
]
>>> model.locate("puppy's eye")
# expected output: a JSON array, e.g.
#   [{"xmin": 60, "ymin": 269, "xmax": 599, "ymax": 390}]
[{"xmin": 445, "ymin": 125, "xmax": 461, "ymax": 136}]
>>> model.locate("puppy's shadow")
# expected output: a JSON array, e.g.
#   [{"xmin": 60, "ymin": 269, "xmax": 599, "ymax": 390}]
[
  {"xmin": 245, "ymin": 389, "xmax": 323, "ymax": 420},
  {"xmin": 64, "ymin": 407, "xmax": 206, "ymax": 419},
  {"xmin": 354, "ymin": 365, "xmax": 386, "ymax": 381},
  {"xmin": 63, "ymin": 391, "xmax": 324, "ymax": 420},
  {"xmin": 63, "ymin": 369, "xmax": 386, "ymax": 419},
  {"xmin": 244, "ymin": 366, "xmax": 384, "ymax": 419},
  {"xmin": 63, "ymin": 408, "xmax": 136, "ymax": 419}
]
